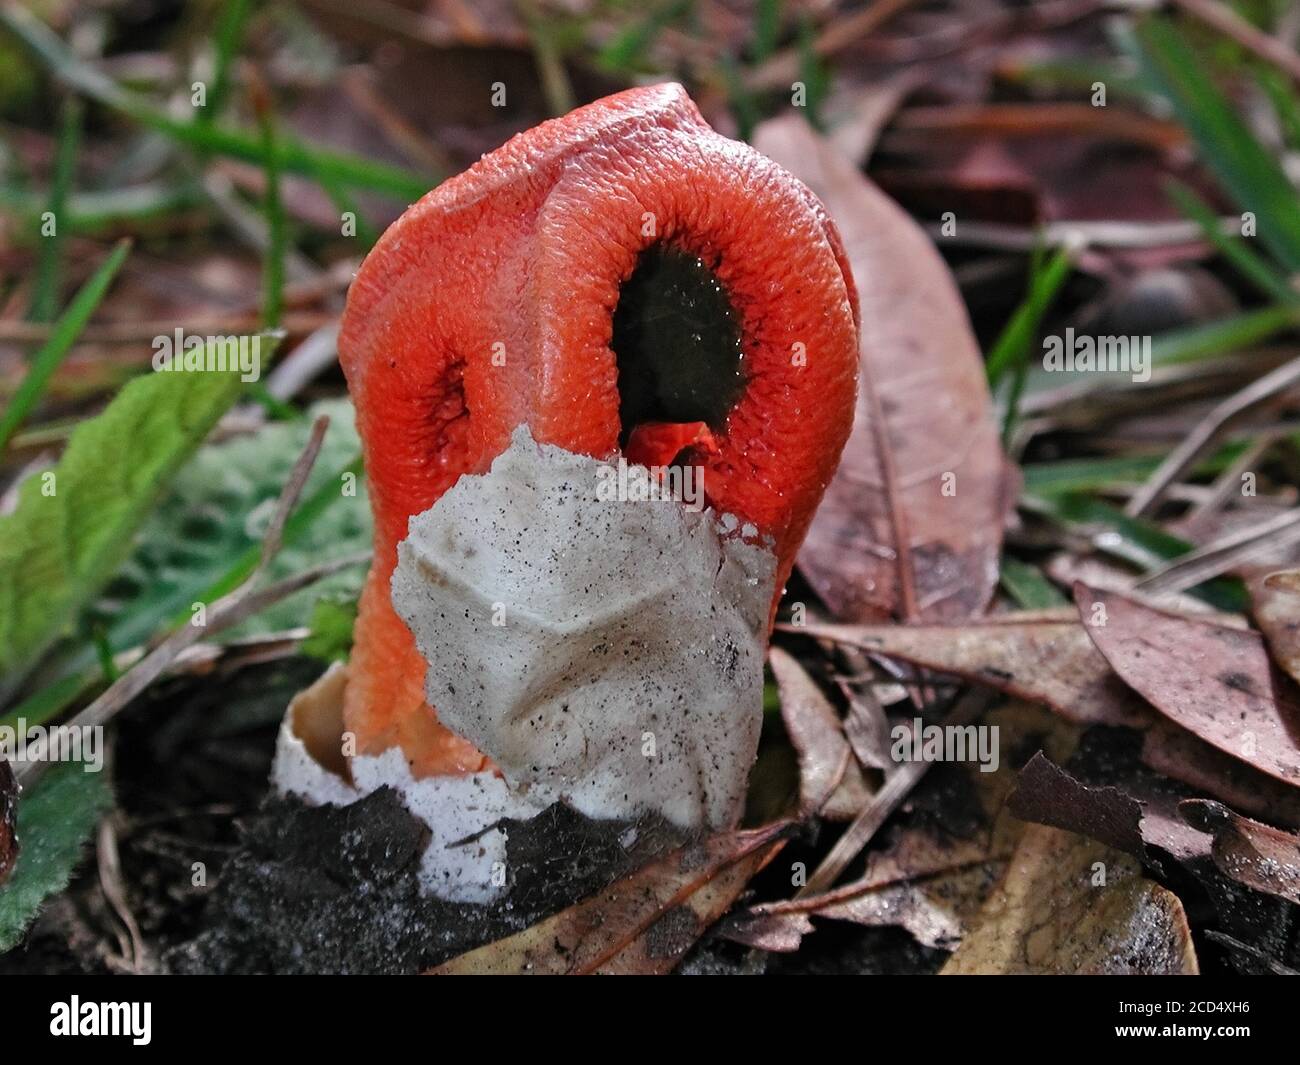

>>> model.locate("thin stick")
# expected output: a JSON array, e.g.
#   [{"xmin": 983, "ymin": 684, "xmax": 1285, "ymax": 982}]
[
  {"xmin": 1136, "ymin": 507, "xmax": 1300, "ymax": 595},
  {"xmin": 1126, "ymin": 355, "xmax": 1300, "ymax": 517},
  {"xmin": 1172, "ymin": 0, "xmax": 1300, "ymax": 84},
  {"xmin": 747, "ymin": 0, "xmax": 921, "ymax": 90},
  {"xmin": 795, "ymin": 689, "xmax": 994, "ymax": 898},
  {"xmin": 1182, "ymin": 432, "xmax": 1283, "ymax": 532}
]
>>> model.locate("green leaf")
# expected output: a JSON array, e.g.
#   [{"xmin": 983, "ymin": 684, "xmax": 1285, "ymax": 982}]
[
  {"xmin": 1025, "ymin": 492, "xmax": 1247, "ymax": 612},
  {"xmin": 1134, "ymin": 15, "xmax": 1300, "ymax": 271},
  {"xmin": 101, "ymin": 398, "xmax": 369, "ymax": 647},
  {"xmin": 999, "ymin": 556, "xmax": 1067, "ymax": 609},
  {"xmin": 0, "ymin": 761, "xmax": 112, "ymax": 952},
  {"xmin": 0, "ymin": 349, "xmax": 250, "ymax": 687},
  {"xmin": 2, "ymin": 401, "xmax": 368, "ymax": 734},
  {"xmin": 301, "ymin": 595, "xmax": 359, "ymax": 663},
  {"xmin": 986, "ymin": 243, "xmax": 1075, "ymax": 386}
]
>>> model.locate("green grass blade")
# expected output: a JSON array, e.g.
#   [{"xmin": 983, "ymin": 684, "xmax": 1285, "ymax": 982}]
[
  {"xmin": 199, "ymin": 0, "xmax": 252, "ymax": 129},
  {"xmin": 986, "ymin": 243, "xmax": 1074, "ymax": 385},
  {"xmin": 1149, "ymin": 303, "xmax": 1300, "ymax": 367},
  {"xmin": 999, "ymin": 556, "xmax": 1068, "ymax": 608},
  {"xmin": 254, "ymin": 88, "xmax": 285, "ymax": 329},
  {"xmin": 0, "ymin": 238, "xmax": 131, "ymax": 453},
  {"xmin": 1025, "ymin": 492, "xmax": 1247, "ymax": 611},
  {"xmin": 0, "ymin": 3, "xmax": 432, "ymax": 200},
  {"xmin": 27, "ymin": 96, "xmax": 81, "ymax": 323},
  {"xmin": 1134, "ymin": 15, "xmax": 1300, "ymax": 271},
  {"xmin": 1166, "ymin": 179, "xmax": 1294, "ymax": 301},
  {"xmin": 752, "ymin": 0, "xmax": 782, "ymax": 62}
]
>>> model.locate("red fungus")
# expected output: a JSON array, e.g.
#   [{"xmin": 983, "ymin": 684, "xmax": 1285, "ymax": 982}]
[{"xmin": 339, "ymin": 84, "xmax": 859, "ymax": 777}]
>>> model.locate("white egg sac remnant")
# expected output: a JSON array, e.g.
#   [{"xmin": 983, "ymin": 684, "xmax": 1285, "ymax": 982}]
[{"xmin": 391, "ymin": 425, "xmax": 777, "ymax": 831}]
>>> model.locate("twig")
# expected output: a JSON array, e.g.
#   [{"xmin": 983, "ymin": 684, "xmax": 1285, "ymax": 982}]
[
  {"xmin": 795, "ymin": 689, "xmax": 994, "ymax": 898},
  {"xmin": 925, "ymin": 217, "xmax": 1234, "ymax": 252},
  {"xmin": 516, "ymin": 0, "xmax": 574, "ymax": 117},
  {"xmin": 1171, "ymin": 0, "xmax": 1300, "ymax": 85},
  {"xmin": 1135, "ymin": 506, "xmax": 1300, "ymax": 595},
  {"xmin": 1181, "ymin": 432, "xmax": 1286, "ymax": 534},
  {"xmin": 1126, "ymin": 354, "xmax": 1300, "ymax": 517},
  {"xmin": 747, "ymin": 0, "xmax": 921, "ymax": 90}
]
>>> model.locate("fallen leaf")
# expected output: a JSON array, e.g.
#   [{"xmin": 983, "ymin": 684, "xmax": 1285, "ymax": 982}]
[
  {"xmin": 791, "ymin": 617, "xmax": 1150, "ymax": 727},
  {"xmin": 1250, "ymin": 567, "xmax": 1300, "ymax": 687},
  {"xmin": 1142, "ymin": 720, "xmax": 1300, "ymax": 830},
  {"xmin": 824, "ymin": 71, "xmax": 925, "ymax": 167},
  {"xmin": 715, "ymin": 910, "xmax": 814, "ymax": 953},
  {"xmin": 811, "ymin": 869, "xmax": 992, "ymax": 951},
  {"xmin": 839, "ymin": 679, "xmax": 893, "ymax": 772},
  {"xmin": 1075, "ymin": 583, "xmax": 1300, "ymax": 786},
  {"xmin": 428, "ymin": 821, "xmax": 791, "ymax": 975},
  {"xmin": 1181, "ymin": 800, "xmax": 1300, "ymax": 906},
  {"xmin": 1010, "ymin": 735, "xmax": 1300, "ymax": 973},
  {"xmin": 768, "ymin": 646, "xmax": 871, "ymax": 819},
  {"xmin": 1009, "ymin": 752, "xmax": 1147, "ymax": 859},
  {"xmin": 0, "ymin": 761, "xmax": 112, "ymax": 951},
  {"xmin": 754, "ymin": 702, "xmax": 1075, "ymax": 951},
  {"xmin": 753, "ymin": 115, "xmax": 1011, "ymax": 624},
  {"xmin": 941, "ymin": 825, "xmax": 1198, "ymax": 975}
]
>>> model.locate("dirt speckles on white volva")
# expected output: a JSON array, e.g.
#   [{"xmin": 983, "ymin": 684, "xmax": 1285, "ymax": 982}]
[{"xmin": 392, "ymin": 425, "xmax": 776, "ymax": 831}]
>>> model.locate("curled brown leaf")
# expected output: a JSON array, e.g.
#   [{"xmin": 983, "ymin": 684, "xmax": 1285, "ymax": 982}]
[
  {"xmin": 1075, "ymin": 583, "xmax": 1300, "ymax": 786},
  {"xmin": 754, "ymin": 115, "xmax": 1012, "ymax": 625}
]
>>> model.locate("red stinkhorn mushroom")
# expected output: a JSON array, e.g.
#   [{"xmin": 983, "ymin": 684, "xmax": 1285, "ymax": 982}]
[{"xmin": 336, "ymin": 84, "xmax": 858, "ymax": 826}]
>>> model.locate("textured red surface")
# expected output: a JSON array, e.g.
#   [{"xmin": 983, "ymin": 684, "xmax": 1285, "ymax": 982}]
[{"xmin": 339, "ymin": 83, "xmax": 859, "ymax": 776}]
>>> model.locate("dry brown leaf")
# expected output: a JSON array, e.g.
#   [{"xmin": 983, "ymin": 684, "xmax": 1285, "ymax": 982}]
[
  {"xmin": 839, "ymin": 679, "xmax": 893, "ymax": 772},
  {"xmin": 1010, "ymin": 752, "xmax": 1148, "ymax": 858},
  {"xmin": 768, "ymin": 646, "xmax": 871, "ymax": 820},
  {"xmin": 791, "ymin": 617, "xmax": 1150, "ymax": 727},
  {"xmin": 715, "ymin": 910, "xmax": 813, "ymax": 953},
  {"xmin": 428, "ymin": 821, "xmax": 791, "ymax": 975},
  {"xmin": 753, "ymin": 115, "xmax": 1011, "ymax": 625},
  {"xmin": 755, "ymin": 702, "xmax": 1076, "ymax": 951},
  {"xmin": 1008, "ymin": 747, "xmax": 1213, "ymax": 864},
  {"xmin": 1249, "ymin": 567, "xmax": 1300, "ymax": 687},
  {"xmin": 1181, "ymin": 800, "xmax": 1300, "ymax": 906},
  {"xmin": 1142, "ymin": 720, "xmax": 1300, "ymax": 830},
  {"xmin": 813, "ymin": 867, "xmax": 998, "ymax": 951},
  {"xmin": 1075, "ymin": 583, "xmax": 1300, "ymax": 786},
  {"xmin": 941, "ymin": 825, "xmax": 1199, "ymax": 975}
]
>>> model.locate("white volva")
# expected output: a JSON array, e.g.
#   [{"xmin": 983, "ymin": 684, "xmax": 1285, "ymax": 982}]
[
  {"xmin": 392, "ymin": 426, "xmax": 776, "ymax": 831},
  {"xmin": 272, "ymin": 426, "xmax": 776, "ymax": 901}
]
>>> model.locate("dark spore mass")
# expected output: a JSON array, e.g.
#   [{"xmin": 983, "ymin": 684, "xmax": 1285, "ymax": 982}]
[{"xmin": 612, "ymin": 245, "xmax": 745, "ymax": 445}]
